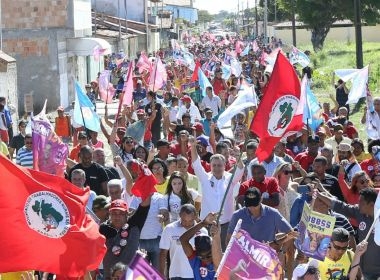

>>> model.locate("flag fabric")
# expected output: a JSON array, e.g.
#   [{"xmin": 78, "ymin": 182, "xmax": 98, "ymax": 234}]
[
  {"xmin": 250, "ymin": 52, "xmax": 303, "ymax": 162},
  {"xmin": 198, "ymin": 67, "xmax": 213, "ymax": 97},
  {"xmin": 235, "ymin": 40, "xmax": 243, "ymax": 55},
  {"xmin": 240, "ymin": 42, "xmax": 250, "ymax": 56},
  {"xmin": 74, "ymin": 81, "xmax": 101, "ymax": 132},
  {"xmin": 32, "ymin": 116, "xmax": 69, "ymax": 178},
  {"xmin": 130, "ymin": 160, "xmax": 158, "ymax": 201},
  {"xmin": 334, "ymin": 66, "xmax": 369, "ymax": 104},
  {"xmin": 252, "ymin": 39, "xmax": 259, "ymax": 52},
  {"xmin": 217, "ymin": 85, "xmax": 257, "ymax": 128},
  {"xmin": 98, "ymin": 70, "xmax": 115, "ymax": 104},
  {"xmin": 93, "ymin": 45, "xmax": 106, "ymax": 61},
  {"xmin": 122, "ymin": 62, "xmax": 134, "ymax": 106},
  {"xmin": 149, "ymin": 57, "xmax": 167, "ymax": 92},
  {"xmin": 0, "ymin": 154, "xmax": 106, "ymax": 276},
  {"xmin": 216, "ymin": 220, "xmax": 283, "ymax": 280},
  {"xmin": 301, "ymin": 76, "xmax": 323, "ymax": 133},
  {"xmin": 122, "ymin": 253, "xmax": 163, "ymax": 280},
  {"xmin": 230, "ymin": 58, "xmax": 242, "ymax": 76},
  {"xmin": 295, "ymin": 203, "xmax": 336, "ymax": 261},
  {"xmin": 136, "ymin": 52, "xmax": 151, "ymax": 74},
  {"xmin": 191, "ymin": 60, "xmax": 201, "ymax": 82},
  {"xmin": 221, "ymin": 63, "xmax": 232, "ymax": 80},
  {"xmin": 374, "ymin": 191, "xmax": 380, "ymax": 246},
  {"xmin": 289, "ymin": 46, "xmax": 310, "ymax": 67}
]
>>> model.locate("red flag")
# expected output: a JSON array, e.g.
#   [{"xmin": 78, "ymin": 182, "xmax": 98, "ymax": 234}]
[
  {"xmin": 130, "ymin": 160, "xmax": 158, "ymax": 201},
  {"xmin": 0, "ymin": 155, "xmax": 106, "ymax": 277},
  {"xmin": 250, "ymin": 52, "xmax": 303, "ymax": 162},
  {"xmin": 191, "ymin": 60, "xmax": 201, "ymax": 82}
]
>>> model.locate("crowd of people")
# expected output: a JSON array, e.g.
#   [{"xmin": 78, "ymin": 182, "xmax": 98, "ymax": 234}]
[{"xmin": 1, "ymin": 33, "xmax": 380, "ymax": 280}]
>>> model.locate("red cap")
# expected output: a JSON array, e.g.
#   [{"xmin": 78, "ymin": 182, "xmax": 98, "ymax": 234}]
[
  {"xmin": 136, "ymin": 109, "xmax": 145, "ymax": 115},
  {"xmin": 192, "ymin": 122, "xmax": 204, "ymax": 131},
  {"xmin": 181, "ymin": 95, "xmax": 192, "ymax": 103},
  {"xmin": 109, "ymin": 199, "xmax": 128, "ymax": 212}
]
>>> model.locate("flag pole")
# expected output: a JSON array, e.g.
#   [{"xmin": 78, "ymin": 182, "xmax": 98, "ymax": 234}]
[{"xmin": 152, "ymin": 56, "xmax": 158, "ymax": 92}]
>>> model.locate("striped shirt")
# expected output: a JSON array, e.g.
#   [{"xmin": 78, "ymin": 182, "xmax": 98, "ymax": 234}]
[
  {"xmin": 330, "ymin": 210, "xmax": 355, "ymax": 236},
  {"xmin": 16, "ymin": 146, "xmax": 33, "ymax": 168}
]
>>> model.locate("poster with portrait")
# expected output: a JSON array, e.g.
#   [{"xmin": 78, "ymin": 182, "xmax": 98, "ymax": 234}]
[{"xmin": 295, "ymin": 203, "xmax": 336, "ymax": 261}]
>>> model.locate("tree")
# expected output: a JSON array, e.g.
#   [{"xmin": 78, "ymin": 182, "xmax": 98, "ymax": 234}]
[
  {"xmin": 278, "ymin": 0, "xmax": 380, "ymax": 51},
  {"xmin": 197, "ymin": 10, "xmax": 214, "ymax": 28}
]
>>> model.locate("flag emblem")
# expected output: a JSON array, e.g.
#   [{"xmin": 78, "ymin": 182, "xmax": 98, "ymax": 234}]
[
  {"xmin": 24, "ymin": 191, "xmax": 70, "ymax": 238},
  {"xmin": 268, "ymin": 95, "xmax": 299, "ymax": 137}
]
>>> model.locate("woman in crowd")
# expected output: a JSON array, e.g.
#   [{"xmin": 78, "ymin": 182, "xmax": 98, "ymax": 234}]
[{"xmin": 148, "ymin": 158, "xmax": 168, "ymax": 194}]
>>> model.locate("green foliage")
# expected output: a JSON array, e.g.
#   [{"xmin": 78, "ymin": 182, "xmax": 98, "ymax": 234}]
[{"xmin": 197, "ymin": 10, "xmax": 214, "ymax": 24}]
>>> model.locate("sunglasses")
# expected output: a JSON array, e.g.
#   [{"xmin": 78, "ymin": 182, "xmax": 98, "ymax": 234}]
[
  {"xmin": 283, "ymin": 170, "xmax": 293, "ymax": 175},
  {"xmin": 331, "ymin": 242, "xmax": 348, "ymax": 251},
  {"xmin": 124, "ymin": 140, "xmax": 134, "ymax": 144}
]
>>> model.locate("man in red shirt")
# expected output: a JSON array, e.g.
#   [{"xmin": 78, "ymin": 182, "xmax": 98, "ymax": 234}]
[
  {"xmin": 237, "ymin": 163, "xmax": 280, "ymax": 208},
  {"xmin": 294, "ymin": 136, "xmax": 320, "ymax": 172},
  {"xmin": 360, "ymin": 139, "xmax": 380, "ymax": 179}
]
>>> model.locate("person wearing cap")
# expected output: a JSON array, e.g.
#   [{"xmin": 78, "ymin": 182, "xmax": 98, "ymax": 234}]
[
  {"xmin": 54, "ymin": 106, "xmax": 71, "ymax": 143},
  {"xmin": 177, "ymin": 95, "xmax": 201, "ymax": 124},
  {"xmin": 200, "ymin": 86, "xmax": 221, "ymax": 118},
  {"xmin": 70, "ymin": 168, "xmax": 97, "ymax": 209},
  {"xmin": 294, "ymin": 136, "xmax": 321, "ymax": 173},
  {"xmin": 69, "ymin": 131, "xmax": 89, "ymax": 162},
  {"xmin": 100, "ymin": 196, "xmax": 151, "ymax": 279},
  {"xmin": 196, "ymin": 136, "xmax": 213, "ymax": 163},
  {"xmin": 8, "ymin": 120, "xmax": 27, "ymax": 160},
  {"xmin": 159, "ymin": 204, "xmax": 208, "ymax": 279},
  {"xmin": 292, "ymin": 261, "xmax": 321, "ymax": 280},
  {"xmin": 325, "ymin": 124, "xmax": 351, "ymax": 159},
  {"xmin": 227, "ymin": 187, "xmax": 294, "ymax": 246},
  {"xmin": 190, "ymin": 136, "xmax": 244, "ymax": 251},
  {"xmin": 179, "ymin": 212, "xmax": 221, "ymax": 280},
  {"xmin": 92, "ymin": 195, "xmax": 110, "ymax": 223},
  {"xmin": 336, "ymin": 143, "xmax": 361, "ymax": 183},
  {"xmin": 69, "ymin": 145, "xmax": 109, "ymax": 195},
  {"xmin": 317, "ymin": 187, "xmax": 380, "ymax": 279},
  {"xmin": 192, "ymin": 122, "xmax": 206, "ymax": 138},
  {"xmin": 132, "ymin": 79, "xmax": 147, "ymax": 108},
  {"xmin": 310, "ymin": 228, "xmax": 354, "ymax": 280}
]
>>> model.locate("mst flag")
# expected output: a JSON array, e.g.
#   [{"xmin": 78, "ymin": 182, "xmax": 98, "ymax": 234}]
[
  {"xmin": 0, "ymin": 155, "xmax": 106, "ymax": 276},
  {"xmin": 250, "ymin": 52, "xmax": 303, "ymax": 161}
]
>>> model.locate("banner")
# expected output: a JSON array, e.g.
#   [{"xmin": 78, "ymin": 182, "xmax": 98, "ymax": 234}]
[
  {"xmin": 122, "ymin": 253, "xmax": 163, "ymax": 280},
  {"xmin": 216, "ymin": 220, "xmax": 283, "ymax": 280},
  {"xmin": 32, "ymin": 117, "xmax": 69, "ymax": 178},
  {"xmin": 295, "ymin": 203, "xmax": 336, "ymax": 261}
]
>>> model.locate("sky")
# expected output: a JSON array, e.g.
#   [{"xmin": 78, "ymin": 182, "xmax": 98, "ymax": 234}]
[{"xmin": 194, "ymin": 0, "xmax": 242, "ymax": 15}]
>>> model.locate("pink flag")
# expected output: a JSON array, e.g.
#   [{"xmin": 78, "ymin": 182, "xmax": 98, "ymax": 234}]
[
  {"xmin": 252, "ymin": 39, "xmax": 259, "ymax": 52},
  {"xmin": 122, "ymin": 62, "xmax": 134, "ymax": 106},
  {"xmin": 93, "ymin": 46, "xmax": 106, "ymax": 61},
  {"xmin": 149, "ymin": 57, "xmax": 167, "ymax": 92},
  {"xmin": 235, "ymin": 40, "xmax": 243, "ymax": 55},
  {"xmin": 136, "ymin": 52, "xmax": 151, "ymax": 74},
  {"xmin": 98, "ymin": 70, "xmax": 115, "ymax": 104}
]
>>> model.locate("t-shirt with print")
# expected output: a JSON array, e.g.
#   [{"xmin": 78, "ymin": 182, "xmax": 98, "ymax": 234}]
[
  {"xmin": 165, "ymin": 189, "xmax": 200, "ymax": 222},
  {"xmin": 188, "ymin": 253, "xmax": 216, "ymax": 280}
]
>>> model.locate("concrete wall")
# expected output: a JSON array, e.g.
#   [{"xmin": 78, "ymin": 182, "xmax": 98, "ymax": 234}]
[
  {"xmin": 272, "ymin": 24, "xmax": 380, "ymax": 46},
  {"xmin": 94, "ymin": 0, "xmax": 145, "ymax": 22}
]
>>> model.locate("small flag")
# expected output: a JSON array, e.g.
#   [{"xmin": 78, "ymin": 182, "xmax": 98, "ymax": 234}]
[
  {"xmin": 122, "ymin": 253, "xmax": 163, "ymax": 280},
  {"xmin": 198, "ymin": 68, "xmax": 213, "ymax": 97},
  {"xmin": 122, "ymin": 62, "xmax": 134, "ymax": 106},
  {"xmin": 334, "ymin": 66, "xmax": 369, "ymax": 104},
  {"xmin": 289, "ymin": 46, "xmax": 310, "ymax": 67},
  {"xmin": 99, "ymin": 70, "xmax": 115, "ymax": 104}
]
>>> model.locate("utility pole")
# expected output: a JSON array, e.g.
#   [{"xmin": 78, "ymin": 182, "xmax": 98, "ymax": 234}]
[
  {"xmin": 291, "ymin": 0, "xmax": 296, "ymax": 46},
  {"xmin": 145, "ymin": 0, "xmax": 149, "ymax": 52},
  {"xmin": 354, "ymin": 0, "xmax": 363, "ymax": 69},
  {"xmin": 264, "ymin": 0, "xmax": 267, "ymax": 43},
  {"xmin": 255, "ymin": 0, "xmax": 258, "ymax": 37}
]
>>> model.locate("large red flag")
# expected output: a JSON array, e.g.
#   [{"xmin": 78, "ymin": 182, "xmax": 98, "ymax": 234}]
[
  {"xmin": 250, "ymin": 52, "xmax": 303, "ymax": 162},
  {"xmin": 0, "ymin": 155, "xmax": 106, "ymax": 277}
]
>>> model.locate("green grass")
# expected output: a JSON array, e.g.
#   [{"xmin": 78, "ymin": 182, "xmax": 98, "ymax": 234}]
[{"xmin": 295, "ymin": 41, "xmax": 380, "ymax": 142}]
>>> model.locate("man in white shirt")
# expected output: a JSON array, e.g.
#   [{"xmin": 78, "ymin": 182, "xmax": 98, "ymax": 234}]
[
  {"xmin": 325, "ymin": 124, "xmax": 351, "ymax": 159},
  {"xmin": 176, "ymin": 95, "xmax": 202, "ymax": 124},
  {"xmin": 159, "ymin": 204, "xmax": 207, "ymax": 280},
  {"xmin": 247, "ymin": 149, "xmax": 285, "ymax": 179},
  {"xmin": 190, "ymin": 136, "xmax": 244, "ymax": 251},
  {"xmin": 200, "ymin": 86, "xmax": 221, "ymax": 118}
]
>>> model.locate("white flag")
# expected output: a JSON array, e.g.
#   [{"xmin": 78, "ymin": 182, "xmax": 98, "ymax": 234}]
[{"xmin": 374, "ymin": 191, "xmax": 380, "ymax": 246}]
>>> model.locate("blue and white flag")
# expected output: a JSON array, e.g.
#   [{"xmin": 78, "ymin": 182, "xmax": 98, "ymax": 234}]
[
  {"xmin": 217, "ymin": 85, "xmax": 257, "ymax": 128},
  {"xmin": 230, "ymin": 58, "xmax": 242, "ymax": 77},
  {"xmin": 241, "ymin": 43, "xmax": 251, "ymax": 56},
  {"xmin": 74, "ymin": 81, "xmax": 100, "ymax": 132},
  {"xmin": 289, "ymin": 46, "xmax": 310, "ymax": 68},
  {"xmin": 335, "ymin": 65, "xmax": 369, "ymax": 104},
  {"xmin": 301, "ymin": 76, "xmax": 323, "ymax": 133},
  {"xmin": 221, "ymin": 64, "xmax": 232, "ymax": 80},
  {"xmin": 198, "ymin": 68, "xmax": 213, "ymax": 97}
]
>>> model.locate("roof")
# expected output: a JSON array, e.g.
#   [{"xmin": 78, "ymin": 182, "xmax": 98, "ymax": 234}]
[{"xmin": 92, "ymin": 12, "xmax": 159, "ymax": 36}]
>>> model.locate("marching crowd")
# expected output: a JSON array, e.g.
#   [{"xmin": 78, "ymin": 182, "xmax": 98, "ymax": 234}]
[{"xmin": 1, "ymin": 33, "xmax": 380, "ymax": 280}]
